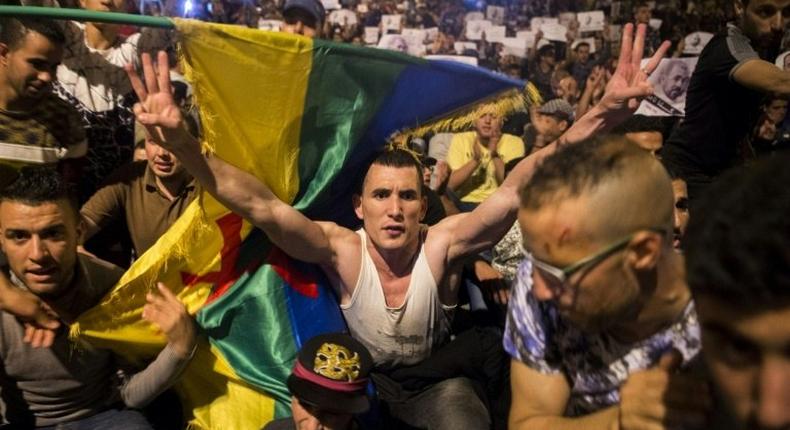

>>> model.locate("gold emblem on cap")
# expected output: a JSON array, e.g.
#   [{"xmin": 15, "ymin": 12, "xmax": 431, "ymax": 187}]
[{"xmin": 314, "ymin": 342, "xmax": 361, "ymax": 382}]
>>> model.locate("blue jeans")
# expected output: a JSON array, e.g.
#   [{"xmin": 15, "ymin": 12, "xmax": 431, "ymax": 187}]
[{"xmin": 38, "ymin": 409, "xmax": 153, "ymax": 430}]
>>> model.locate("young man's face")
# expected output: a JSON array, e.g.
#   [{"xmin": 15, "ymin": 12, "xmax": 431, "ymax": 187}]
[
  {"xmin": 634, "ymin": 5, "xmax": 652, "ymax": 24},
  {"xmin": 518, "ymin": 199, "xmax": 642, "ymax": 333},
  {"xmin": 354, "ymin": 164, "xmax": 427, "ymax": 252},
  {"xmin": 144, "ymin": 138, "xmax": 187, "ymax": 181},
  {"xmin": 533, "ymin": 113, "xmax": 567, "ymax": 142},
  {"xmin": 696, "ymin": 296, "xmax": 790, "ymax": 429},
  {"xmin": 474, "ymin": 112, "xmax": 502, "ymax": 140},
  {"xmin": 0, "ymin": 31, "xmax": 63, "ymax": 103},
  {"xmin": 0, "ymin": 199, "xmax": 81, "ymax": 297},
  {"xmin": 282, "ymin": 8, "xmax": 321, "ymax": 38},
  {"xmin": 738, "ymin": 0, "xmax": 790, "ymax": 51},
  {"xmin": 671, "ymin": 178, "xmax": 689, "ymax": 250},
  {"xmin": 575, "ymin": 44, "xmax": 591, "ymax": 63},
  {"xmin": 765, "ymin": 98, "xmax": 788, "ymax": 123},
  {"xmin": 290, "ymin": 397, "xmax": 353, "ymax": 430}
]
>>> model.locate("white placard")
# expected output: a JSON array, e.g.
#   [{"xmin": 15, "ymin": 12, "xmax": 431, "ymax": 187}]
[
  {"xmin": 328, "ymin": 9, "xmax": 358, "ymax": 26},
  {"xmin": 465, "ymin": 11, "xmax": 485, "ymax": 22},
  {"xmin": 649, "ymin": 18, "xmax": 662, "ymax": 30},
  {"xmin": 377, "ymin": 34, "xmax": 409, "ymax": 53},
  {"xmin": 559, "ymin": 12, "xmax": 576, "ymax": 28},
  {"xmin": 466, "ymin": 19, "xmax": 493, "ymax": 41},
  {"xmin": 486, "ymin": 5, "xmax": 505, "ymax": 24},
  {"xmin": 364, "ymin": 26, "xmax": 380, "ymax": 44},
  {"xmin": 571, "ymin": 37, "xmax": 596, "ymax": 54},
  {"xmin": 320, "ymin": 0, "xmax": 340, "ymax": 10},
  {"xmin": 516, "ymin": 30, "xmax": 536, "ymax": 48},
  {"xmin": 258, "ymin": 19, "xmax": 282, "ymax": 31},
  {"xmin": 541, "ymin": 23, "xmax": 568, "ymax": 42},
  {"xmin": 776, "ymin": 50, "xmax": 790, "ymax": 70},
  {"xmin": 577, "ymin": 11, "xmax": 605, "ymax": 32},
  {"xmin": 356, "ymin": 3, "xmax": 368, "ymax": 13},
  {"xmin": 530, "ymin": 17, "xmax": 557, "ymax": 31},
  {"xmin": 454, "ymin": 41, "xmax": 478, "ymax": 54},
  {"xmin": 501, "ymin": 37, "xmax": 528, "ymax": 58},
  {"xmin": 402, "ymin": 28, "xmax": 427, "ymax": 45},
  {"xmin": 485, "ymin": 25, "xmax": 507, "ymax": 43},
  {"xmin": 636, "ymin": 57, "xmax": 698, "ymax": 117},
  {"xmin": 683, "ymin": 32, "xmax": 713, "ymax": 55},
  {"xmin": 426, "ymin": 54, "xmax": 478, "ymax": 66},
  {"xmin": 382, "ymin": 14, "xmax": 403, "ymax": 33},
  {"xmin": 425, "ymin": 27, "xmax": 439, "ymax": 41}
]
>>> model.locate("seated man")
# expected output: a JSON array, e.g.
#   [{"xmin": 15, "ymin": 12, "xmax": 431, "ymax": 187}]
[
  {"xmin": 264, "ymin": 332, "xmax": 373, "ymax": 430},
  {"xmin": 127, "ymin": 22, "xmax": 667, "ymax": 430},
  {"xmin": 684, "ymin": 153, "xmax": 790, "ymax": 429},
  {"xmin": 446, "ymin": 108, "xmax": 525, "ymax": 211},
  {"xmin": 508, "ymin": 136, "xmax": 709, "ymax": 429},
  {"xmin": 0, "ymin": 167, "xmax": 196, "ymax": 428},
  {"xmin": 81, "ymin": 116, "xmax": 200, "ymax": 259}
]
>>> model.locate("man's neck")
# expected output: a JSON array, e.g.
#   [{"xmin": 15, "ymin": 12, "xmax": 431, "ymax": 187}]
[
  {"xmin": 366, "ymin": 233, "xmax": 421, "ymax": 280},
  {"xmin": 84, "ymin": 23, "xmax": 119, "ymax": 50},
  {"xmin": 607, "ymin": 251, "xmax": 692, "ymax": 344},
  {"xmin": 155, "ymin": 173, "xmax": 191, "ymax": 202}
]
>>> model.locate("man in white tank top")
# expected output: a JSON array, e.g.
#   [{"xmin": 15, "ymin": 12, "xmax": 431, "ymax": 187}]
[{"xmin": 110, "ymin": 26, "xmax": 666, "ymax": 428}]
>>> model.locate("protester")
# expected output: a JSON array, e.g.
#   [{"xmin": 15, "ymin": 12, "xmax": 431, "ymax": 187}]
[
  {"xmin": 0, "ymin": 167, "xmax": 196, "ymax": 428},
  {"xmin": 684, "ymin": 153, "xmax": 790, "ymax": 430}
]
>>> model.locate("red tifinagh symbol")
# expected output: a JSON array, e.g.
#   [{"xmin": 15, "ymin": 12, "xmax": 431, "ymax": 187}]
[
  {"xmin": 180, "ymin": 213, "xmax": 244, "ymax": 304},
  {"xmin": 268, "ymin": 248, "xmax": 319, "ymax": 298}
]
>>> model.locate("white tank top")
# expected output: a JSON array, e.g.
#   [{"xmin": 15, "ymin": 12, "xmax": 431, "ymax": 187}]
[{"xmin": 341, "ymin": 229, "xmax": 454, "ymax": 369}]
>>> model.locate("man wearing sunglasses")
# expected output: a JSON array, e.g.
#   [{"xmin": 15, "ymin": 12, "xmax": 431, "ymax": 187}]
[{"xmin": 507, "ymin": 136, "xmax": 709, "ymax": 430}]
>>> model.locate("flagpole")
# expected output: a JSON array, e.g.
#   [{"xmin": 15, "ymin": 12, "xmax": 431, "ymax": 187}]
[{"xmin": 0, "ymin": 5, "xmax": 174, "ymax": 28}]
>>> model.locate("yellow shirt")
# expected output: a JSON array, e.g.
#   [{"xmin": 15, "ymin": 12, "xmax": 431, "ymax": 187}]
[{"xmin": 446, "ymin": 131, "xmax": 525, "ymax": 203}]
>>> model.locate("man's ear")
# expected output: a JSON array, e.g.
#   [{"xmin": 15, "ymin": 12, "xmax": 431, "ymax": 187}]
[
  {"xmin": 0, "ymin": 43, "xmax": 10, "ymax": 65},
  {"xmin": 353, "ymin": 194, "xmax": 363, "ymax": 221},
  {"xmin": 625, "ymin": 230, "xmax": 664, "ymax": 271},
  {"xmin": 559, "ymin": 120, "xmax": 569, "ymax": 132}
]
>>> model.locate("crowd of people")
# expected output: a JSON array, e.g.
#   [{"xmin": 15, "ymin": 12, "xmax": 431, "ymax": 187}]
[{"xmin": 0, "ymin": 0, "xmax": 788, "ymax": 428}]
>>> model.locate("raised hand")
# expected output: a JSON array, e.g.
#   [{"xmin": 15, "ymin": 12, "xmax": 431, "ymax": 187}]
[
  {"xmin": 142, "ymin": 282, "xmax": 197, "ymax": 359},
  {"xmin": 597, "ymin": 23, "xmax": 671, "ymax": 126},
  {"xmin": 125, "ymin": 51, "xmax": 197, "ymax": 154}
]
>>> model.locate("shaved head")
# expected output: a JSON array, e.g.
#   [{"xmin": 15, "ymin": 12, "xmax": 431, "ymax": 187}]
[{"xmin": 521, "ymin": 135, "xmax": 674, "ymax": 245}]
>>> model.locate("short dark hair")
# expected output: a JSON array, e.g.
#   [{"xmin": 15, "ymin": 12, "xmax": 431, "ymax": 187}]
[
  {"xmin": 520, "ymin": 135, "xmax": 648, "ymax": 210},
  {"xmin": 0, "ymin": 166, "xmax": 78, "ymax": 216},
  {"xmin": 574, "ymin": 42, "xmax": 590, "ymax": 51},
  {"xmin": 357, "ymin": 147, "xmax": 424, "ymax": 195},
  {"xmin": 0, "ymin": 17, "xmax": 65, "ymax": 50},
  {"xmin": 538, "ymin": 44, "xmax": 555, "ymax": 58},
  {"xmin": 684, "ymin": 153, "xmax": 790, "ymax": 308}
]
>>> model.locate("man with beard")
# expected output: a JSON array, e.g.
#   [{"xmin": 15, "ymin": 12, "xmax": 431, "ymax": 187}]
[
  {"xmin": 508, "ymin": 136, "xmax": 708, "ymax": 430},
  {"xmin": 656, "ymin": 59, "xmax": 691, "ymax": 104},
  {"xmin": 684, "ymin": 153, "xmax": 790, "ymax": 430},
  {"xmin": 662, "ymin": 0, "xmax": 790, "ymax": 200}
]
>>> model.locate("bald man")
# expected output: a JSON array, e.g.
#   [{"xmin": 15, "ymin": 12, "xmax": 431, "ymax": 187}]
[{"xmin": 507, "ymin": 136, "xmax": 709, "ymax": 430}]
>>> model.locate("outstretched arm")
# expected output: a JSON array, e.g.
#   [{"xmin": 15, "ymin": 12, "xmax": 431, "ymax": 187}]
[
  {"xmin": 126, "ymin": 52, "xmax": 342, "ymax": 266},
  {"xmin": 441, "ymin": 23, "xmax": 671, "ymax": 261}
]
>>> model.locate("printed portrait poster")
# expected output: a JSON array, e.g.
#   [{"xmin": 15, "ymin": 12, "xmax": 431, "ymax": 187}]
[
  {"xmin": 516, "ymin": 30, "xmax": 536, "ymax": 48},
  {"xmin": 486, "ymin": 5, "xmax": 506, "ymax": 25},
  {"xmin": 683, "ymin": 32, "xmax": 713, "ymax": 56},
  {"xmin": 530, "ymin": 16, "xmax": 558, "ymax": 31},
  {"xmin": 465, "ymin": 11, "xmax": 485, "ymax": 22},
  {"xmin": 377, "ymin": 34, "xmax": 409, "ymax": 54},
  {"xmin": 559, "ymin": 12, "xmax": 577, "ymax": 28},
  {"xmin": 577, "ymin": 10, "xmax": 605, "ymax": 32},
  {"xmin": 402, "ymin": 28, "xmax": 428, "ymax": 45},
  {"xmin": 636, "ymin": 57, "xmax": 699, "ymax": 117},
  {"xmin": 541, "ymin": 23, "xmax": 568, "ymax": 42},
  {"xmin": 454, "ymin": 41, "xmax": 478, "ymax": 54},
  {"xmin": 328, "ymin": 9, "xmax": 358, "ymax": 26},
  {"xmin": 501, "ymin": 37, "xmax": 529, "ymax": 58},
  {"xmin": 382, "ymin": 14, "xmax": 403, "ymax": 33},
  {"xmin": 485, "ymin": 25, "xmax": 507, "ymax": 43},
  {"xmin": 466, "ymin": 19, "xmax": 493, "ymax": 41},
  {"xmin": 258, "ymin": 19, "xmax": 282, "ymax": 31},
  {"xmin": 364, "ymin": 26, "xmax": 380, "ymax": 45},
  {"xmin": 320, "ymin": 0, "xmax": 340, "ymax": 10},
  {"xmin": 426, "ymin": 55, "xmax": 479, "ymax": 66},
  {"xmin": 776, "ymin": 50, "xmax": 790, "ymax": 71}
]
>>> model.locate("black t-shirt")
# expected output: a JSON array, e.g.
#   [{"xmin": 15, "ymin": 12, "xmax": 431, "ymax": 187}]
[
  {"xmin": 662, "ymin": 24, "xmax": 762, "ymax": 178},
  {"xmin": 422, "ymin": 187, "xmax": 447, "ymax": 226}
]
